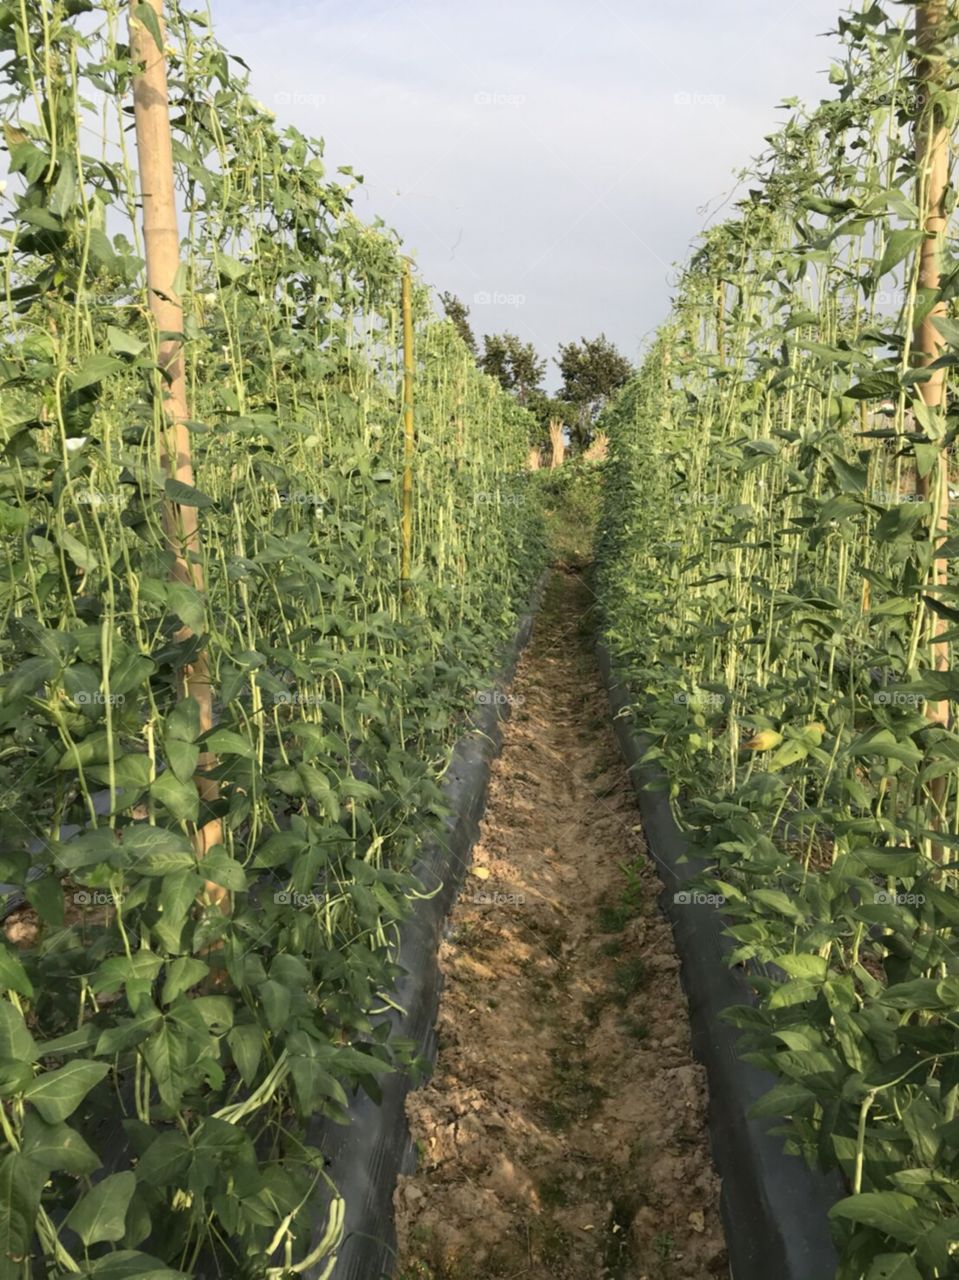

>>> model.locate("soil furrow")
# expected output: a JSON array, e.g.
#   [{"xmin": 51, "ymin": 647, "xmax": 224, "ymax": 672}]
[{"xmin": 395, "ymin": 566, "xmax": 727, "ymax": 1280}]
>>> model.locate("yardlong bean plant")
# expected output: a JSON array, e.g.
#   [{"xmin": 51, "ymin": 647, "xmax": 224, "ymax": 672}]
[
  {"xmin": 599, "ymin": 4, "xmax": 959, "ymax": 1276},
  {"xmin": 0, "ymin": 2, "xmax": 543, "ymax": 1276}
]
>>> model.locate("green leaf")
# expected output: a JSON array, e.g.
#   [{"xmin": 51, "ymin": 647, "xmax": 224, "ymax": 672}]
[
  {"xmin": 768, "ymin": 978, "xmax": 820, "ymax": 1009},
  {"xmin": 776, "ymin": 954, "xmax": 828, "ymax": 981},
  {"xmin": 204, "ymin": 729, "xmax": 255, "ymax": 758},
  {"xmin": 198, "ymin": 848, "xmax": 246, "ymax": 892},
  {"xmin": 91, "ymin": 953, "xmax": 164, "ymax": 997},
  {"xmin": 70, "ymin": 354, "xmax": 123, "ymax": 392},
  {"xmin": 0, "ymin": 1151, "xmax": 46, "ymax": 1263},
  {"xmin": 115, "ymin": 825, "xmax": 195, "ymax": 875},
  {"xmin": 165, "ymin": 699, "xmax": 201, "ymax": 743},
  {"xmin": 256, "ymin": 979, "xmax": 290, "ymax": 1032},
  {"xmin": 107, "ymin": 326, "xmax": 146, "ymax": 358},
  {"xmin": 164, "ymin": 479, "xmax": 215, "ymax": 509},
  {"xmin": 21, "ymin": 1113, "xmax": 101, "ymax": 1176},
  {"xmin": 150, "ymin": 771, "xmax": 199, "ymax": 823},
  {"xmin": 829, "ymin": 1191, "xmax": 920, "ymax": 1244},
  {"xmin": 750, "ymin": 888, "xmax": 806, "ymax": 923},
  {"xmin": 25, "ymin": 874, "xmax": 65, "ymax": 926},
  {"xmin": 141, "ymin": 1022, "xmax": 181, "ymax": 1110},
  {"xmin": 134, "ymin": 1131, "xmax": 191, "ymax": 1187},
  {"xmin": 59, "ymin": 528, "xmax": 99, "ymax": 572},
  {"xmin": 829, "ymin": 454, "xmax": 868, "ymax": 494},
  {"xmin": 166, "ymin": 581, "xmax": 205, "ymax": 634},
  {"xmin": 0, "ymin": 1001, "xmax": 37, "ymax": 1063},
  {"xmin": 76, "ymin": 1251, "xmax": 189, "ymax": 1279},
  {"xmin": 65, "ymin": 1171, "xmax": 136, "ymax": 1245},
  {"xmin": 866, "ymin": 1257, "xmax": 922, "ymax": 1280},
  {"xmin": 23, "ymin": 1060, "xmax": 110, "ymax": 1123},
  {"xmin": 131, "ymin": 3, "xmax": 163, "ymax": 49},
  {"xmin": 215, "ymin": 253, "xmax": 250, "ymax": 283},
  {"xmin": 877, "ymin": 230, "xmax": 924, "ymax": 280},
  {"xmin": 0, "ymin": 946, "xmax": 34, "ymax": 998},
  {"xmin": 227, "ymin": 1024, "xmax": 262, "ymax": 1086},
  {"xmin": 161, "ymin": 957, "xmax": 208, "ymax": 1005},
  {"xmin": 165, "ymin": 736, "xmax": 199, "ymax": 784}
]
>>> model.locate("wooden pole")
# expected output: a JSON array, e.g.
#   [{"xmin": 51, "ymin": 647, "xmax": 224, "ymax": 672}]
[
  {"xmin": 129, "ymin": 0, "xmax": 227, "ymax": 910},
  {"xmin": 715, "ymin": 278, "xmax": 726, "ymax": 367},
  {"xmin": 400, "ymin": 262, "xmax": 415, "ymax": 586},
  {"xmin": 914, "ymin": 0, "xmax": 951, "ymax": 725},
  {"xmin": 913, "ymin": 0, "xmax": 953, "ymax": 854}
]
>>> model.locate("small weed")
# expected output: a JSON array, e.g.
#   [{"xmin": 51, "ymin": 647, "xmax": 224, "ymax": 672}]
[
  {"xmin": 613, "ymin": 956, "xmax": 647, "ymax": 1006},
  {"xmin": 597, "ymin": 902, "xmax": 631, "ymax": 933},
  {"xmin": 654, "ymin": 1232, "xmax": 676, "ymax": 1265},
  {"xmin": 602, "ymin": 1194, "xmax": 637, "ymax": 1279},
  {"xmin": 540, "ymin": 1048, "xmax": 606, "ymax": 1129},
  {"xmin": 538, "ymin": 1171, "xmax": 570, "ymax": 1208}
]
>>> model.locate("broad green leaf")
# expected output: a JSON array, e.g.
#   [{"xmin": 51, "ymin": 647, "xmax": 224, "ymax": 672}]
[
  {"xmin": 204, "ymin": 729, "xmax": 255, "ymax": 758},
  {"xmin": 70, "ymin": 354, "xmax": 123, "ymax": 392},
  {"xmin": 21, "ymin": 1113, "xmax": 101, "ymax": 1176},
  {"xmin": 23, "ymin": 1060, "xmax": 109, "ymax": 1122},
  {"xmin": 0, "ymin": 1152, "xmax": 46, "ymax": 1263},
  {"xmin": 0, "ymin": 1002, "xmax": 37, "ymax": 1063},
  {"xmin": 829, "ymin": 1192, "xmax": 920, "ymax": 1244},
  {"xmin": 0, "ymin": 946, "xmax": 33, "ymax": 998},
  {"xmin": 65, "ymin": 1171, "xmax": 136, "ymax": 1245},
  {"xmin": 106, "ymin": 326, "xmax": 146, "ymax": 358},
  {"xmin": 866, "ymin": 1257, "xmax": 922, "ymax": 1280},
  {"xmin": 164, "ymin": 479, "xmax": 215, "ymax": 509},
  {"xmin": 150, "ymin": 770, "xmax": 199, "ymax": 823}
]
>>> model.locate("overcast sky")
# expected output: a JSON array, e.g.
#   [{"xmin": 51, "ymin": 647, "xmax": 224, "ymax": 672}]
[{"xmin": 213, "ymin": 0, "xmax": 845, "ymax": 388}]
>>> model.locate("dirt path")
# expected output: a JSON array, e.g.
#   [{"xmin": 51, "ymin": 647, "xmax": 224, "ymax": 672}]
[{"xmin": 394, "ymin": 566, "xmax": 727, "ymax": 1280}]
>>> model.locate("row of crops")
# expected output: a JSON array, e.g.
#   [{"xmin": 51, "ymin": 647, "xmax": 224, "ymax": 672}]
[
  {"xmin": 0, "ymin": 2, "xmax": 544, "ymax": 1276},
  {"xmin": 598, "ymin": 3, "xmax": 959, "ymax": 1277}
]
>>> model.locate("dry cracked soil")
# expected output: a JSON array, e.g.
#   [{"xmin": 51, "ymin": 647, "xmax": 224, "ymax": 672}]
[{"xmin": 394, "ymin": 566, "xmax": 728, "ymax": 1280}]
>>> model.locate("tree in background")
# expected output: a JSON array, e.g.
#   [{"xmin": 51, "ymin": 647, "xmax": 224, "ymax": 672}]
[
  {"xmin": 439, "ymin": 291, "xmax": 477, "ymax": 356},
  {"xmin": 557, "ymin": 334, "xmax": 632, "ymax": 449},
  {"xmin": 479, "ymin": 332, "xmax": 546, "ymax": 406}
]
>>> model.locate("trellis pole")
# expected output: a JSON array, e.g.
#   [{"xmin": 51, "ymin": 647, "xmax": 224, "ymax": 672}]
[
  {"xmin": 401, "ymin": 261, "xmax": 415, "ymax": 587},
  {"xmin": 129, "ymin": 0, "xmax": 227, "ymax": 911}
]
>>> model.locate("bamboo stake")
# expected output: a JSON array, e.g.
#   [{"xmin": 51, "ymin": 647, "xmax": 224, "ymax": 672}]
[
  {"xmin": 715, "ymin": 277, "xmax": 726, "ymax": 367},
  {"xmin": 914, "ymin": 0, "xmax": 951, "ymax": 725},
  {"xmin": 129, "ymin": 0, "xmax": 227, "ymax": 911},
  {"xmin": 548, "ymin": 418, "xmax": 565, "ymax": 469},
  {"xmin": 400, "ymin": 262, "xmax": 415, "ymax": 586},
  {"xmin": 913, "ymin": 0, "xmax": 953, "ymax": 853}
]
